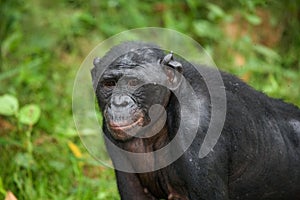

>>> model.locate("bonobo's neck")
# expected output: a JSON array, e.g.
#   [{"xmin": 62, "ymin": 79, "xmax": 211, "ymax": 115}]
[{"xmin": 121, "ymin": 124, "xmax": 170, "ymax": 153}]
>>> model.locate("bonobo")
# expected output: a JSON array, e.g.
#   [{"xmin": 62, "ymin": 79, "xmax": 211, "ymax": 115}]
[{"xmin": 91, "ymin": 42, "xmax": 300, "ymax": 200}]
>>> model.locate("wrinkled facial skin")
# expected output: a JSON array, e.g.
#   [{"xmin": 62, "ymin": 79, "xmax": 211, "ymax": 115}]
[
  {"xmin": 93, "ymin": 49, "xmax": 181, "ymax": 141},
  {"xmin": 99, "ymin": 73, "xmax": 170, "ymax": 141}
]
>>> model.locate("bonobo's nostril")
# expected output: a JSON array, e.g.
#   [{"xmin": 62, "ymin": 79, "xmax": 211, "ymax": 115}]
[{"xmin": 112, "ymin": 94, "xmax": 132, "ymax": 107}]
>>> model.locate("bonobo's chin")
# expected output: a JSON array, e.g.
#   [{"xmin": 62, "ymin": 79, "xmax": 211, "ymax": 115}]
[{"xmin": 107, "ymin": 118, "xmax": 144, "ymax": 141}]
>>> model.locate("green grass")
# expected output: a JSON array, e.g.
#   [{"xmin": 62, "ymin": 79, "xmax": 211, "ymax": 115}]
[
  {"xmin": 0, "ymin": 0, "xmax": 300, "ymax": 199},
  {"xmin": 0, "ymin": 125, "xmax": 119, "ymax": 200}
]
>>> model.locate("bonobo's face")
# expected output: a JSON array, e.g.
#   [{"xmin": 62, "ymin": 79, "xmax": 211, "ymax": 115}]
[{"xmin": 92, "ymin": 47, "xmax": 182, "ymax": 141}]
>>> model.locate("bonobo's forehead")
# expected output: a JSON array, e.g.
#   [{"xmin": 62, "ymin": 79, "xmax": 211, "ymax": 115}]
[
  {"xmin": 102, "ymin": 62, "xmax": 165, "ymax": 83},
  {"xmin": 108, "ymin": 48, "xmax": 164, "ymax": 69},
  {"xmin": 102, "ymin": 47, "xmax": 166, "ymax": 80}
]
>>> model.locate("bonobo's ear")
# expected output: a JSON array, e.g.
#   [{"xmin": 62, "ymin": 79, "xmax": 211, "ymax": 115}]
[
  {"xmin": 160, "ymin": 52, "xmax": 183, "ymax": 90},
  {"xmin": 91, "ymin": 57, "xmax": 101, "ymax": 90}
]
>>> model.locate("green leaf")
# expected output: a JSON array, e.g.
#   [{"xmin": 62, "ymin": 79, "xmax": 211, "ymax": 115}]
[
  {"xmin": 14, "ymin": 152, "xmax": 36, "ymax": 169},
  {"xmin": 97, "ymin": 191, "xmax": 108, "ymax": 199},
  {"xmin": 48, "ymin": 160, "xmax": 66, "ymax": 171},
  {"xmin": 0, "ymin": 177, "xmax": 6, "ymax": 195},
  {"xmin": 207, "ymin": 3, "xmax": 225, "ymax": 21},
  {"xmin": 193, "ymin": 20, "xmax": 221, "ymax": 40},
  {"xmin": 2, "ymin": 31, "xmax": 23, "ymax": 55},
  {"xmin": 0, "ymin": 94, "xmax": 19, "ymax": 116},
  {"xmin": 18, "ymin": 104, "xmax": 41, "ymax": 125},
  {"xmin": 253, "ymin": 44, "xmax": 281, "ymax": 61},
  {"xmin": 244, "ymin": 13, "xmax": 261, "ymax": 25}
]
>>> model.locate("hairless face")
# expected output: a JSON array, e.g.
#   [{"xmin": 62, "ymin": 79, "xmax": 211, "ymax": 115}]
[{"xmin": 93, "ymin": 47, "xmax": 182, "ymax": 141}]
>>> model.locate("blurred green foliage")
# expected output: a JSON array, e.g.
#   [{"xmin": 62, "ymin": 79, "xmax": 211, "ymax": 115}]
[{"xmin": 0, "ymin": 0, "xmax": 299, "ymax": 199}]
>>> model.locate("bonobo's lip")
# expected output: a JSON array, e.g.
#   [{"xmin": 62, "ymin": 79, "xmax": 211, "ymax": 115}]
[{"xmin": 109, "ymin": 117, "xmax": 144, "ymax": 132}]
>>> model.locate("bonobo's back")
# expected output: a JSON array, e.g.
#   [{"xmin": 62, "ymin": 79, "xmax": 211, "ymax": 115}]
[
  {"xmin": 218, "ymin": 71, "xmax": 300, "ymax": 199},
  {"xmin": 175, "ymin": 61, "xmax": 300, "ymax": 199}
]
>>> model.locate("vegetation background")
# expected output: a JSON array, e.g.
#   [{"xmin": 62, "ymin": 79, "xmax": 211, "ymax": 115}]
[{"xmin": 0, "ymin": 0, "xmax": 299, "ymax": 199}]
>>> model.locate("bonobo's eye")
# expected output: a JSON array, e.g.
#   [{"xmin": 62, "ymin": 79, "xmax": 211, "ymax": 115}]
[
  {"xmin": 102, "ymin": 79, "xmax": 116, "ymax": 90},
  {"xmin": 128, "ymin": 78, "xmax": 141, "ymax": 87}
]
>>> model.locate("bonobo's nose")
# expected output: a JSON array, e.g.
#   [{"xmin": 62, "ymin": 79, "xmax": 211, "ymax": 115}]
[{"xmin": 111, "ymin": 94, "xmax": 133, "ymax": 108}]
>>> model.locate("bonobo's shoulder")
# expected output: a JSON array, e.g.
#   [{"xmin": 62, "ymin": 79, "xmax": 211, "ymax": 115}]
[
  {"xmin": 217, "ymin": 68, "xmax": 300, "ymax": 116},
  {"xmin": 219, "ymin": 70, "xmax": 249, "ymax": 90},
  {"xmin": 181, "ymin": 62, "xmax": 246, "ymax": 90}
]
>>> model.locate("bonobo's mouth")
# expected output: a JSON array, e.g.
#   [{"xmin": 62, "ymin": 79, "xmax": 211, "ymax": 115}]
[
  {"xmin": 109, "ymin": 117, "xmax": 144, "ymax": 131},
  {"xmin": 106, "ymin": 112, "xmax": 145, "ymax": 141}
]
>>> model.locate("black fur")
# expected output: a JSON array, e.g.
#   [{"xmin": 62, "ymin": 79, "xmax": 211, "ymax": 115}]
[{"xmin": 92, "ymin": 42, "xmax": 300, "ymax": 200}]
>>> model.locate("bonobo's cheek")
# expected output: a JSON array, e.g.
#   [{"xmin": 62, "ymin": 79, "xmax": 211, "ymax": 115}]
[{"xmin": 104, "ymin": 105, "xmax": 145, "ymax": 141}]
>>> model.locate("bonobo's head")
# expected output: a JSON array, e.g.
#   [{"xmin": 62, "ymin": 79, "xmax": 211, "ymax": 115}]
[{"xmin": 91, "ymin": 42, "xmax": 183, "ymax": 141}]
